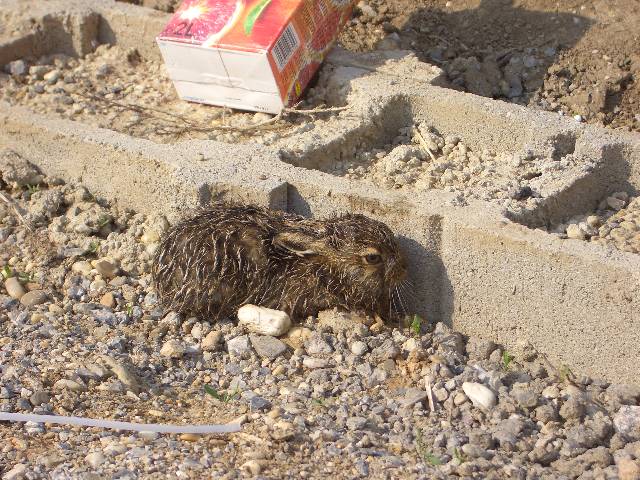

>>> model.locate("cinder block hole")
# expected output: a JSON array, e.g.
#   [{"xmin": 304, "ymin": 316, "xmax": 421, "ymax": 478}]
[
  {"xmin": 507, "ymin": 143, "xmax": 639, "ymax": 255},
  {"xmin": 280, "ymin": 97, "xmax": 611, "ymax": 231}
]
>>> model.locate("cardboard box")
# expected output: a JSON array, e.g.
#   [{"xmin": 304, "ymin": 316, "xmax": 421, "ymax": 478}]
[{"xmin": 156, "ymin": 0, "xmax": 354, "ymax": 114}]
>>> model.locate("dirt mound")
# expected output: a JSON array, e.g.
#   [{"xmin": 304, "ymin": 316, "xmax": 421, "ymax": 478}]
[{"xmin": 339, "ymin": 0, "xmax": 640, "ymax": 132}]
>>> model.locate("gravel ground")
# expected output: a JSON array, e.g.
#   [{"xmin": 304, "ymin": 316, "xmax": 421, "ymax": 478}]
[
  {"xmin": 0, "ymin": 45, "xmax": 335, "ymax": 145},
  {"xmin": 2, "ymin": 152, "xmax": 640, "ymax": 479}
]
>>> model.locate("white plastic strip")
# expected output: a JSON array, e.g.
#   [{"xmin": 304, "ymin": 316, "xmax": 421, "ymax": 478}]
[{"xmin": 0, "ymin": 412, "xmax": 241, "ymax": 434}]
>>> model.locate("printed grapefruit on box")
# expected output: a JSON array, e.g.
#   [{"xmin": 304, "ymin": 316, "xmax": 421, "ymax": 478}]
[{"xmin": 156, "ymin": 0, "xmax": 355, "ymax": 114}]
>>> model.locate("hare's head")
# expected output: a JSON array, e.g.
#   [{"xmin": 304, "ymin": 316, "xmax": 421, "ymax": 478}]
[{"xmin": 273, "ymin": 213, "xmax": 408, "ymax": 316}]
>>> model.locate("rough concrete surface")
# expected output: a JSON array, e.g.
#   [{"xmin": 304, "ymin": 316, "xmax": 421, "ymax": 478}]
[{"xmin": 0, "ymin": 0, "xmax": 639, "ymax": 385}]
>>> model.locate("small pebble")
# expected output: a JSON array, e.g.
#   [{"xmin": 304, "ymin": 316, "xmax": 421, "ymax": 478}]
[
  {"xmin": 227, "ymin": 335, "xmax": 252, "ymax": 357},
  {"xmin": 43, "ymin": 70, "xmax": 61, "ymax": 85},
  {"xmin": 100, "ymin": 292, "xmax": 115, "ymax": 308},
  {"xmin": 4, "ymin": 277, "xmax": 26, "ymax": 300},
  {"xmin": 566, "ymin": 224, "xmax": 586, "ymax": 240},
  {"xmin": 303, "ymin": 357, "xmax": 329, "ymax": 369},
  {"xmin": 462, "ymin": 382, "xmax": 497, "ymax": 410},
  {"xmin": 351, "ymin": 341, "xmax": 368, "ymax": 356},
  {"xmin": 201, "ymin": 330, "xmax": 222, "ymax": 351},
  {"xmin": 91, "ymin": 258, "xmax": 119, "ymax": 278},
  {"xmin": 85, "ymin": 452, "xmax": 105, "ymax": 469},
  {"xmin": 160, "ymin": 340, "xmax": 186, "ymax": 358},
  {"xmin": 250, "ymin": 334, "xmax": 288, "ymax": 359},
  {"xmin": 286, "ymin": 326, "xmax": 313, "ymax": 348},
  {"xmin": 559, "ymin": 396, "xmax": 586, "ymax": 421},
  {"xmin": 241, "ymin": 460, "xmax": 263, "ymax": 475},
  {"xmin": 20, "ymin": 290, "xmax": 48, "ymax": 307}
]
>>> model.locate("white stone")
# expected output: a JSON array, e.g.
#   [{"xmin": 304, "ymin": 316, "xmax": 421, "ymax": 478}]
[
  {"xmin": 53, "ymin": 378, "xmax": 86, "ymax": 392},
  {"xmin": 566, "ymin": 224, "xmax": 586, "ymax": 240},
  {"xmin": 4, "ymin": 277, "xmax": 26, "ymax": 300},
  {"xmin": 462, "ymin": 382, "xmax": 497, "ymax": 410},
  {"xmin": 85, "ymin": 452, "xmax": 105, "ymax": 468},
  {"xmin": 402, "ymin": 337, "xmax": 420, "ymax": 353},
  {"xmin": 303, "ymin": 357, "xmax": 329, "ymax": 369},
  {"xmin": 237, "ymin": 304, "xmax": 291, "ymax": 336},
  {"xmin": 43, "ymin": 70, "xmax": 61, "ymax": 85},
  {"xmin": 350, "ymin": 341, "xmax": 368, "ymax": 356},
  {"xmin": 160, "ymin": 339, "xmax": 186, "ymax": 358}
]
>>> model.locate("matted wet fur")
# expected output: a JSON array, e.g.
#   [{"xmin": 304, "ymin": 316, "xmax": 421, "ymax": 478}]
[{"xmin": 152, "ymin": 202, "xmax": 409, "ymax": 321}]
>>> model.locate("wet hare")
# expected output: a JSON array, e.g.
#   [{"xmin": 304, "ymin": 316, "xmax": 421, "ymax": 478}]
[{"xmin": 152, "ymin": 203, "xmax": 408, "ymax": 321}]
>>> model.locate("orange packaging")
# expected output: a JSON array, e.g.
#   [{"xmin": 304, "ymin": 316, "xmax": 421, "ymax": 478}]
[{"xmin": 156, "ymin": 0, "xmax": 355, "ymax": 113}]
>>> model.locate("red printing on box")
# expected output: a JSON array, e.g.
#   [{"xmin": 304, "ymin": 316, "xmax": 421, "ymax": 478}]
[{"xmin": 157, "ymin": 0, "xmax": 354, "ymax": 110}]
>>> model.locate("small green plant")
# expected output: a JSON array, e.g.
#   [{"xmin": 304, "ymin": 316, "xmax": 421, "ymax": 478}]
[
  {"xmin": 18, "ymin": 271, "xmax": 36, "ymax": 283},
  {"xmin": 204, "ymin": 384, "xmax": 240, "ymax": 403},
  {"xmin": 125, "ymin": 303, "xmax": 134, "ymax": 317},
  {"xmin": 415, "ymin": 429, "xmax": 443, "ymax": 466},
  {"xmin": 312, "ymin": 398, "xmax": 326, "ymax": 408},
  {"xmin": 423, "ymin": 450, "xmax": 443, "ymax": 466},
  {"xmin": 25, "ymin": 184, "xmax": 40, "ymax": 195},
  {"xmin": 502, "ymin": 350, "xmax": 514, "ymax": 371},
  {"xmin": 96, "ymin": 215, "xmax": 111, "ymax": 228},
  {"xmin": 453, "ymin": 447, "xmax": 467, "ymax": 464},
  {"xmin": 559, "ymin": 364, "xmax": 575, "ymax": 383},
  {"xmin": 410, "ymin": 315, "xmax": 423, "ymax": 336},
  {"xmin": 84, "ymin": 241, "xmax": 100, "ymax": 255},
  {"xmin": 1, "ymin": 265, "xmax": 13, "ymax": 279}
]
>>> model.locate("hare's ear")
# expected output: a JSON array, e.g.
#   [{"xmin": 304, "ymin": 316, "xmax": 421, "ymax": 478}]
[{"xmin": 273, "ymin": 232, "xmax": 318, "ymax": 257}]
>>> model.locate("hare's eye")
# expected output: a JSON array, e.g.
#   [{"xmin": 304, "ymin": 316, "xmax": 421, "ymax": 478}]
[{"xmin": 364, "ymin": 253, "xmax": 382, "ymax": 265}]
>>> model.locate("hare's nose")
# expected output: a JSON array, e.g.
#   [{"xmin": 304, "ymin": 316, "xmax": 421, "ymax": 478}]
[{"xmin": 387, "ymin": 257, "xmax": 407, "ymax": 281}]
